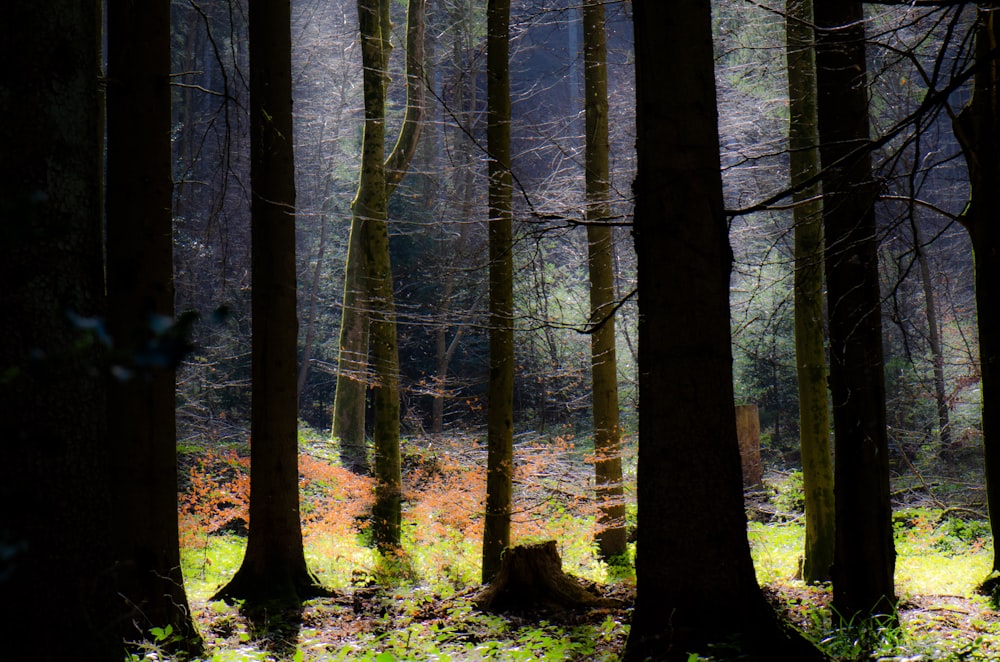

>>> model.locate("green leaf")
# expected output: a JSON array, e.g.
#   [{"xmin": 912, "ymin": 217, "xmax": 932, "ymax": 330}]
[{"xmin": 149, "ymin": 624, "xmax": 173, "ymax": 642}]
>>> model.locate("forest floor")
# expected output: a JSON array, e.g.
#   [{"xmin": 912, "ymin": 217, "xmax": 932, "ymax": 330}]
[
  {"xmin": 178, "ymin": 580, "xmax": 1000, "ymax": 661},
  {"xmin": 163, "ymin": 429, "xmax": 1000, "ymax": 661}
]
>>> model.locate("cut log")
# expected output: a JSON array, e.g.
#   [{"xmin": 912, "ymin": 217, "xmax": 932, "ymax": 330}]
[{"xmin": 474, "ymin": 540, "xmax": 623, "ymax": 612}]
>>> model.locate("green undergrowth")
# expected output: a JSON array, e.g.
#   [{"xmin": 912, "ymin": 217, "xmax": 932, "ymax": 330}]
[
  {"xmin": 172, "ymin": 509, "xmax": 998, "ymax": 661},
  {"xmin": 166, "ymin": 442, "xmax": 999, "ymax": 661},
  {"xmin": 748, "ymin": 503, "xmax": 1000, "ymax": 660}
]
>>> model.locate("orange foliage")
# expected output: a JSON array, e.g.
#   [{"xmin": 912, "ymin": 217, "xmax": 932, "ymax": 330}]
[
  {"xmin": 179, "ymin": 434, "xmax": 623, "ymax": 571},
  {"xmin": 404, "ymin": 452, "xmax": 486, "ymax": 545},
  {"xmin": 299, "ymin": 454, "xmax": 374, "ymax": 542},
  {"xmin": 179, "ymin": 449, "xmax": 250, "ymax": 548}
]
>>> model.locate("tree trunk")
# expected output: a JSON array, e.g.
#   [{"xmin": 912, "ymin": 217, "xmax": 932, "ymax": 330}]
[
  {"xmin": 0, "ymin": 3, "xmax": 120, "ymax": 656},
  {"xmin": 815, "ymin": 0, "xmax": 896, "ymax": 620},
  {"xmin": 913, "ymin": 221, "xmax": 952, "ymax": 449},
  {"xmin": 953, "ymin": 3, "xmax": 1000, "ymax": 583},
  {"xmin": 624, "ymin": 3, "xmax": 828, "ymax": 660},
  {"xmin": 482, "ymin": 0, "xmax": 515, "ymax": 584},
  {"xmin": 786, "ymin": 0, "xmax": 835, "ymax": 585},
  {"xmin": 583, "ymin": 0, "xmax": 626, "ymax": 561},
  {"xmin": 105, "ymin": 0, "xmax": 201, "ymax": 650},
  {"xmin": 333, "ymin": 218, "xmax": 372, "ymax": 473},
  {"xmin": 333, "ymin": 0, "xmax": 425, "ymax": 483},
  {"xmin": 735, "ymin": 404, "xmax": 763, "ymax": 487},
  {"xmin": 298, "ymin": 211, "xmax": 329, "ymax": 405},
  {"xmin": 354, "ymin": 0, "xmax": 398, "ymax": 546},
  {"xmin": 212, "ymin": 0, "xmax": 328, "ymax": 605}
]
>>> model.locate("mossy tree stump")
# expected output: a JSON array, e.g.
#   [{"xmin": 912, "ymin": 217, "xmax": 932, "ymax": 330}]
[{"xmin": 474, "ymin": 541, "xmax": 622, "ymax": 612}]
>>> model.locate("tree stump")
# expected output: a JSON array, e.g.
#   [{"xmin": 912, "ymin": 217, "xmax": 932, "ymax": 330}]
[
  {"xmin": 474, "ymin": 541, "xmax": 623, "ymax": 613},
  {"xmin": 736, "ymin": 403, "xmax": 763, "ymax": 487}
]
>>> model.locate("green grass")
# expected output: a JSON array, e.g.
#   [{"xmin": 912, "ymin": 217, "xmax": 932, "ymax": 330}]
[
  {"xmin": 174, "ymin": 510, "xmax": 997, "ymax": 661},
  {"xmin": 173, "ymin": 444, "xmax": 997, "ymax": 661}
]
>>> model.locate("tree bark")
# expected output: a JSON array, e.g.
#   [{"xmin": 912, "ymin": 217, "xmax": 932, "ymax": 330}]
[
  {"xmin": 354, "ymin": 0, "xmax": 398, "ymax": 546},
  {"xmin": 0, "ymin": 3, "xmax": 120, "ymax": 656},
  {"xmin": 815, "ymin": 0, "xmax": 897, "ymax": 620},
  {"xmin": 474, "ymin": 541, "xmax": 622, "ymax": 612},
  {"xmin": 333, "ymin": 217, "xmax": 372, "ymax": 472},
  {"xmin": 953, "ymin": 3, "xmax": 1000, "ymax": 582},
  {"xmin": 786, "ymin": 0, "xmax": 835, "ymax": 584},
  {"xmin": 333, "ymin": 0, "xmax": 425, "ymax": 482},
  {"xmin": 297, "ymin": 213, "xmax": 328, "ymax": 405},
  {"xmin": 212, "ymin": 0, "xmax": 328, "ymax": 605},
  {"xmin": 105, "ymin": 0, "xmax": 201, "ymax": 650},
  {"xmin": 482, "ymin": 0, "xmax": 515, "ymax": 584},
  {"xmin": 735, "ymin": 404, "xmax": 763, "ymax": 487},
  {"xmin": 913, "ymin": 221, "xmax": 951, "ymax": 449},
  {"xmin": 583, "ymin": 0, "xmax": 626, "ymax": 561},
  {"xmin": 624, "ymin": 2, "xmax": 828, "ymax": 659}
]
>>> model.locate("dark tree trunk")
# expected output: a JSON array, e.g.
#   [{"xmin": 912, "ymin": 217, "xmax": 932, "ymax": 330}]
[
  {"xmin": 212, "ymin": 0, "xmax": 328, "ymax": 606},
  {"xmin": 814, "ymin": 0, "xmax": 896, "ymax": 620},
  {"xmin": 482, "ymin": 0, "xmax": 515, "ymax": 585},
  {"xmin": 624, "ymin": 2, "xmax": 828, "ymax": 660},
  {"xmin": 0, "ymin": 2, "xmax": 120, "ymax": 657},
  {"xmin": 583, "ymin": 0, "xmax": 627, "ymax": 561},
  {"xmin": 105, "ymin": 0, "xmax": 201, "ymax": 651},
  {"xmin": 953, "ymin": 3, "xmax": 1000, "ymax": 584}
]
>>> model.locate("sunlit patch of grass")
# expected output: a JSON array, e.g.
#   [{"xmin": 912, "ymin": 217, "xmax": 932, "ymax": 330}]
[
  {"xmin": 896, "ymin": 546, "xmax": 993, "ymax": 596},
  {"xmin": 894, "ymin": 507, "xmax": 995, "ymax": 596},
  {"xmin": 305, "ymin": 533, "xmax": 378, "ymax": 588},
  {"xmin": 748, "ymin": 520, "xmax": 804, "ymax": 585},
  {"xmin": 181, "ymin": 535, "xmax": 248, "ymax": 601}
]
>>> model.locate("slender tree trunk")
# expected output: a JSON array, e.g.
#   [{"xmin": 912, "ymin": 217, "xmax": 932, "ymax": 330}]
[
  {"xmin": 0, "ymin": 3, "xmax": 120, "ymax": 656},
  {"xmin": 386, "ymin": 0, "xmax": 426, "ymax": 196},
  {"xmin": 105, "ymin": 0, "xmax": 201, "ymax": 650},
  {"xmin": 482, "ymin": 0, "xmax": 515, "ymax": 584},
  {"xmin": 786, "ymin": 0, "xmax": 834, "ymax": 585},
  {"xmin": 815, "ymin": 0, "xmax": 896, "ymax": 620},
  {"xmin": 333, "ymin": 0, "xmax": 425, "ymax": 481},
  {"xmin": 212, "ymin": 0, "xmax": 328, "ymax": 605},
  {"xmin": 583, "ymin": 0, "xmax": 626, "ymax": 561},
  {"xmin": 298, "ymin": 212, "xmax": 329, "ymax": 404},
  {"xmin": 624, "ymin": 3, "xmax": 827, "ymax": 658},
  {"xmin": 351, "ymin": 0, "xmax": 426, "ymax": 549},
  {"xmin": 356, "ymin": 0, "xmax": 398, "ymax": 542},
  {"xmin": 953, "ymin": 3, "xmax": 1000, "ymax": 581},
  {"xmin": 913, "ymin": 221, "xmax": 952, "ymax": 449},
  {"xmin": 333, "ymin": 219, "xmax": 372, "ymax": 472}
]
